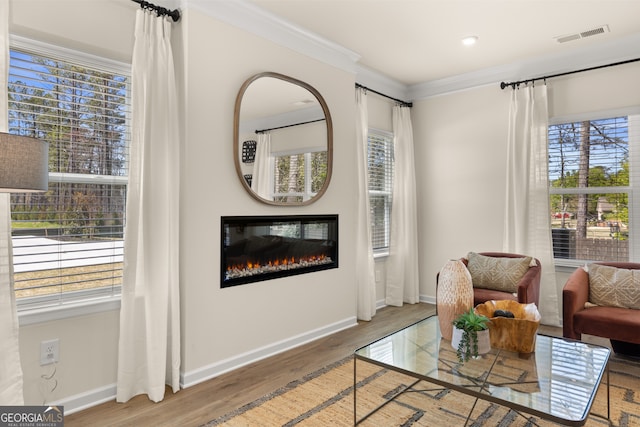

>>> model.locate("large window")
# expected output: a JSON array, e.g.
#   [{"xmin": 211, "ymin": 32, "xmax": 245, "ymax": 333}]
[
  {"xmin": 549, "ymin": 113, "xmax": 640, "ymax": 263},
  {"xmin": 8, "ymin": 40, "xmax": 130, "ymax": 310},
  {"xmin": 367, "ymin": 130, "xmax": 394, "ymax": 252}
]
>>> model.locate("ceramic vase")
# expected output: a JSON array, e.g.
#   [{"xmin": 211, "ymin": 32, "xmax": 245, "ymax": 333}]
[{"xmin": 437, "ymin": 259, "xmax": 474, "ymax": 340}]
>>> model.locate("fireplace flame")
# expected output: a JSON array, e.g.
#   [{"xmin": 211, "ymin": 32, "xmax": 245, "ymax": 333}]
[{"xmin": 225, "ymin": 254, "xmax": 332, "ymax": 280}]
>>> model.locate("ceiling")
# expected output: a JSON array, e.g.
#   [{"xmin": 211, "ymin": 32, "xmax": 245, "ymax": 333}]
[{"xmin": 248, "ymin": 0, "xmax": 640, "ymax": 88}]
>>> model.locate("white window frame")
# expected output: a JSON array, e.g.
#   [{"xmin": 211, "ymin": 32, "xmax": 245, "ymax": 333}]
[
  {"xmin": 549, "ymin": 107, "xmax": 640, "ymax": 268},
  {"xmin": 367, "ymin": 128, "xmax": 394, "ymax": 257},
  {"xmin": 272, "ymin": 146, "xmax": 325, "ymax": 202},
  {"xmin": 9, "ymin": 36, "xmax": 131, "ymax": 325}
]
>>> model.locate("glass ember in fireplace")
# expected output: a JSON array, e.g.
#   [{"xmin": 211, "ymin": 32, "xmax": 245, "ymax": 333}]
[{"xmin": 221, "ymin": 215, "xmax": 338, "ymax": 287}]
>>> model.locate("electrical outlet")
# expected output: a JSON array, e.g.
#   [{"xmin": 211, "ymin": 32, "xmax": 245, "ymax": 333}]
[{"xmin": 40, "ymin": 339, "xmax": 59, "ymax": 366}]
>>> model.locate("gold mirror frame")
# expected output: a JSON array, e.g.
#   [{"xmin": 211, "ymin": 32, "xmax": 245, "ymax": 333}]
[{"xmin": 233, "ymin": 72, "xmax": 333, "ymax": 206}]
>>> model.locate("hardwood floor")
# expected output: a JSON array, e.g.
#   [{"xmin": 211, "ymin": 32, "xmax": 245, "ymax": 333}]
[{"xmin": 65, "ymin": 303, "xmax": 437, "ymax": 427}]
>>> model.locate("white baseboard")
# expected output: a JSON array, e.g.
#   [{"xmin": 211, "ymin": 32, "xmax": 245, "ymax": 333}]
[
  {"xmin": 55, "ymin": 316, "xmax": 357, "ymax": 415},
  {"xmin": 376, "ymin": 296, "xmax": 434, "ymax": 311},
  {"xmin": 52, "ymin": 383, "xmax": 116, "ymax": 415},
  {"xmin": 180, "ymin": 316, "xmax": 358, "ymax": 388},
  {"xmin": 421, "ymin": 294, "xmax": 436, "ymax": 305},
  {"xmin": 54, "ymin": 300, "xmax": 437, "ymax": 415}
]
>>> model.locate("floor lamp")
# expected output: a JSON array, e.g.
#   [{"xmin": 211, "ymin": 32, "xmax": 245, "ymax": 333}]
[{"xmin": 0, "ymin": 132, "xmax": 48, "ymax": 405}]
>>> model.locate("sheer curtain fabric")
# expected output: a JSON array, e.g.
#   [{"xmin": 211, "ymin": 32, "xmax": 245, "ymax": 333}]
[
  {"xmin": 251, "ymin": 132, "xmax": 272, "ymax": 199},
  {"xmin": 503, "ymin": 84, "xmax": 560, "ymax": 326},
  {"xmin": 0, "ymin": 0, "xmax": 24, "ymax": 404},
  {"xmin": 117, "ymin": 9, "xmax": 181, "ymax": 403},
  {"xmin": 385, "ymin": 105, "xmax": 420, "ymax": 305},
  {"xmin": 355, "ymin": 88, "xmax": 377, "ymax": 320}
]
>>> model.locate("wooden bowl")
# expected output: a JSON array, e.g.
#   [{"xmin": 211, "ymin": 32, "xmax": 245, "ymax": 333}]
[{"xmin": 475, "ymin": 300, "xmax": 541, "ymax": 353}]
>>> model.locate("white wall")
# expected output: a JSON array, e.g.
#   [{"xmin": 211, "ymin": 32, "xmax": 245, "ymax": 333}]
[
  {"xmin": 178, "ymin": 8, "xmax": 358, "ymax": 376},
  {"xmin": 413, "ymin": 84, "xmax": 509, "ymax": 302},
  {"xmin": 413, "ymin": 62, "xmax": 640, "ymax": 314},
  {"xmin": 9, "ymin": 0, "xmax": 359, "ymax": 410}
]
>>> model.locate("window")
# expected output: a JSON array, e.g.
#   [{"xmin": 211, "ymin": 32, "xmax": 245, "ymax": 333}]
[
  {"xmin": 548, "ymin": 113, "xmax": 640, "ymax": 263},
  {"xmin": 367, "ymin": 130, "xmax": 394, "ymax": 252},
  {"xmin": 273, "ymin": 149, "xmax": 327, "ymax": 203},
  {"xmin": 8, "ymin": 39, "xmax": 130, "ymax": 311}
]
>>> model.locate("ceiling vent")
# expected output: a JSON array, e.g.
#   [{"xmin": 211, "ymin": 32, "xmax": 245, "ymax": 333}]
[{"xmin": 555, "ymin": 25, "xmax": 609, "ymax": 43}]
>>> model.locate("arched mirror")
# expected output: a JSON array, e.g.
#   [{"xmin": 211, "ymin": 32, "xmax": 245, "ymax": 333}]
[{"xmin": 234, "ymin": 72, "xmax": 333, "ymax": 205}]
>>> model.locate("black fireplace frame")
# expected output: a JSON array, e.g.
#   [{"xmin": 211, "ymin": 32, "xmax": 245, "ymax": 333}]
[{"xmin": 221, "ymin": 214, "xmax": 338, "ymax": 288}]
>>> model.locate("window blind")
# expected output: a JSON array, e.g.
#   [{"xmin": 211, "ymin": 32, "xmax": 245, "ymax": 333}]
[
  {"xmin": 8, "ymin": 46, "xmax": 130, "ymax": 309},
  {"xmin": 367, "ymin": 130, "xmax": 394, "ymax": 251}
]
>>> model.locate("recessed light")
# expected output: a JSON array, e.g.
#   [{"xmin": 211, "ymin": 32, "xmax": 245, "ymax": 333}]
[{"xmin": 462, "ymin": 36, "xmax": 478, "ymax": 46}]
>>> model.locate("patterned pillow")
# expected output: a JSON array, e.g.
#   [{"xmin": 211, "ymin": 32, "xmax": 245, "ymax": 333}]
[
  {"xmin": 466, "ymin": 252, "xmax": 532, "ymax": 293},
  {"xmin": 588, "ymin": 264, "xmax": 640, "ymax": 309}
]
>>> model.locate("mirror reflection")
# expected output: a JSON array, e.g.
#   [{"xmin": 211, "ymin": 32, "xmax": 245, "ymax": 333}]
[{"xmin": 234, "ymin": 72, "xmax": 333, "ymax": 205}]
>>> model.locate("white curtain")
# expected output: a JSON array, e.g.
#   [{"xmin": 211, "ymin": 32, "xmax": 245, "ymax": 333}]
[
  {"xmin": 251, "ymin": 132, "xmax": 272, "ymax": 199},
  {"xmin": 385, "ymin": 105, "xmax": 420, "ymax": 306},
  {"xmin": 503, "ymin": 83, "xmax": 560, "ymax": 326},
  {"xmin": 355, "ymin": 88, "xmax": 376, "ymax": 320},
  {"xmin": 0, "ymin": 0, "xmax": 24, "ymax": 406},
  {"xmin": 117, "ymin": 9, "xmax": 180, "ymax": 403}
]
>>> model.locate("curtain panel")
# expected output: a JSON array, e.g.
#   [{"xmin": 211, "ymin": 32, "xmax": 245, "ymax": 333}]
[
  {"xmin": 251, "ymin": 132, "xmax": 272, "ymax": 200},
  {"xmin": 503, "ymin": 84, "xmax": 560, "ymax": 326},
  {"xmin": 355, "ymin": 88, "xmax": 377, "ymax": 320},
  {"xmin": 385, "ymin": 105, "xmax": 420, "ymax": 305},
  {"xmin": 117, "ymin": 9, "xmax": 181, "ymax": 403}
]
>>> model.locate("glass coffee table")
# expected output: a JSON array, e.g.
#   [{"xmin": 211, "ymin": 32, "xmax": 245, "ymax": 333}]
[{"xmin": 354, "ymin": 315, "xmax": 610, "ymax": 426}]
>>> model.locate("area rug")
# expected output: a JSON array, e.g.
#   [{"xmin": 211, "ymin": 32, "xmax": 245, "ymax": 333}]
[{"xmin": 205, "ymin": 353, "xmax": 640, "ymax": 427}]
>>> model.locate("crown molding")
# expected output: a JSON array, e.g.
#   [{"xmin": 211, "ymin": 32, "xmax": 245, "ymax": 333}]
[
  {"xmin": 182, "ymin": 0, "xmax": 640, "ymax": 102},
  {"xmin": 185, "ymin": 0, "xmax": 360, "ymax": 75},
  {"xmin": 354, "ymin": 64, "xmax": 411, "ymax": 103},
  {"xmin": 409, "ymin": 32, "xmax": 640, "ymax": 99}
]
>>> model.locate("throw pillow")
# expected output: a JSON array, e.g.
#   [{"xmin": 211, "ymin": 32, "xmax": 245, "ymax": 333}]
[
  {"xmin": 466, "ymin": 252, "xmax": 532, "ymax": 293},
  {"xmin": 588, "ymin": 264, "xmax": 640, "ymax": 310}
]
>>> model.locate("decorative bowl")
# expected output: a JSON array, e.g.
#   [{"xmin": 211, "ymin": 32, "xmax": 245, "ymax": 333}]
[{"xmin": 475, "ymin": 300, "xmax": 541, "ymax": 353}]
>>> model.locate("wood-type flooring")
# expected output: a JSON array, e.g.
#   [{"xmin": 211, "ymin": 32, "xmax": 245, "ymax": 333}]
[{"xmin": 66, "ymin": 303, "xmax": 438, "ymax": 426}]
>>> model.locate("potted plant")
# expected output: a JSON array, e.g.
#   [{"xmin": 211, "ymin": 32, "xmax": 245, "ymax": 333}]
[{"xmin": 451, "ymin": 308, "xmax": 491, "ymax": 362}]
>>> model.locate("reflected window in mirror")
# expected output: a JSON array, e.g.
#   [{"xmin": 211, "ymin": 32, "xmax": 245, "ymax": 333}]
[{"xmin": 273, "ymin": 149, "xmax": 328, "ymax": 203}]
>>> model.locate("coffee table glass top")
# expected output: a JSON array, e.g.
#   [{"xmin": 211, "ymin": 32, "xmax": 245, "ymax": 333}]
[{"xmin": 354, "ymin": 315, "xmax": 610, "ymax": 425}]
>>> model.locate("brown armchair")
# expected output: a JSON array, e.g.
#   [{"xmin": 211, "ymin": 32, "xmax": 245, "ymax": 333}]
[
  {"xmin": 562, "ymin": 262, "xmax": 640, "ymax": 346},
  {"xmin": 437, "ymin": 252, "xmax": 541, "ymax": 307}
]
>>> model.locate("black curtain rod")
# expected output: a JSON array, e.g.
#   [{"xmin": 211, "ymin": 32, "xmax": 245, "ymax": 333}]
[
  {"xmin": 255, "ymin": 118, "xmax": 325, "ymax": 134},
  {"xmin": 131, "ymin": 0, "xmax": 181, "ymax": 22},
  {"xmin": 355, "ymin": 83, "xmax": 412, "ymax": 108},
  {"xmin": 500, "ymin": 57, "xmax": 640, "ymax": 90}
]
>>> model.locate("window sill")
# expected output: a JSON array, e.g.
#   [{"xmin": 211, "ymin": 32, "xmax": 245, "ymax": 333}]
[
  {"xmin": 373, "ymin": 249, "xmax": 389, "ymax": 259},
  {"xmin": 18, "ymin": 295, "xmax": 121, "ymax": 326},
  {"xmin": 554, "ymin": 258, "xmax": 590, "ymax": 274}
]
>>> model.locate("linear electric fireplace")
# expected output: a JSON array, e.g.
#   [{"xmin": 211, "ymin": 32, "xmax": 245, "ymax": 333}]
[{"xmin": 221, "ymin": 215, "xmax": 338, "ymax": 288}]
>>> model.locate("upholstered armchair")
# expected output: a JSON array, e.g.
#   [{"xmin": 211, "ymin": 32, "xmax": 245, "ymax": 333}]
[
  {"xmin": 437, "ymin": 252, "xmax": 541, "ymax": 307},
  {"xmin": 562, "ymin": 262, "xmax": 640, "ymax": 348}
]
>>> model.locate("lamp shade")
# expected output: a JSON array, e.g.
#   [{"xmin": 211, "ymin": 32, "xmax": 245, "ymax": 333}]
[{"xmin": 0, "ymin": 133, "xmax": 49, "ymax": 192}]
